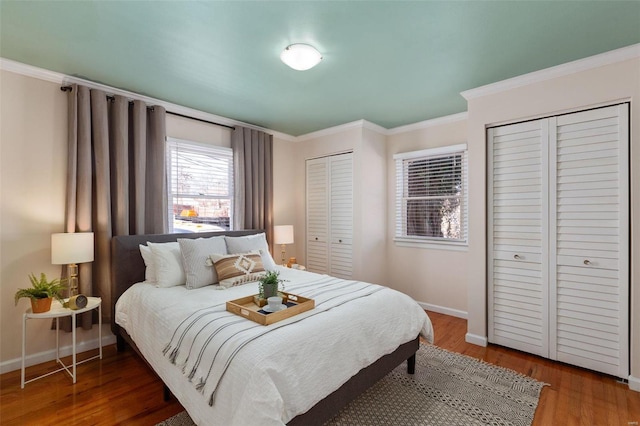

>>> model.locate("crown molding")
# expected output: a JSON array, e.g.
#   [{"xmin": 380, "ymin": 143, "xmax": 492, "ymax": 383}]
[
  {"xmin": 386, "ymin": 112, "xmax": 468, "ymax": 135},
  {"xmin": 361, "ymin": 119, "xmax": 389, "ymax": 135},
  {"xmin": 0, "ymin": 57, "xmax": 297, "ymax": 142},
  {"xmin": 295, "ymin": 119, "xmax": 373, "ymax": 142},
  {"xmin": 0, "ymin": 57, "xmax": 66, "ymax": 84},
  {"xmin": 292, "ymin": 113, "xmax": 470, "ymax": 142},
  {"xmin": 461, "ymin": 43, "xmax": 640, "ymax": 101}
]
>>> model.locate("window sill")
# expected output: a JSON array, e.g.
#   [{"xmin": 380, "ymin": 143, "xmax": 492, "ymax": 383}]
[{"xmin": 393, "ymin": 238, "xmax": 468, "ymax": 252}]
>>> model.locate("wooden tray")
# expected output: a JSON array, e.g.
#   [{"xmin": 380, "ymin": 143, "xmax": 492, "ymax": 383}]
[{"xmin": 226, "ymin": 292, "xmax": 314, "ymax": 325}]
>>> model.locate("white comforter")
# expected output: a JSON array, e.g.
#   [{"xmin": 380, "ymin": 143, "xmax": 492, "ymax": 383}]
[{"xmin": 115, "ymin": 267, "xmax": 433, "ymax": 425}]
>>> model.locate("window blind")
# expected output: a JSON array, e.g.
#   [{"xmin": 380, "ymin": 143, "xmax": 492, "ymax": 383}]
[
  {"xmin": 394, "ymin": 144, "xmax": 468, "ymax": 244},
  {"xmin": 166, "ymin": 138, "xmax": 233, "ymax": 233}
]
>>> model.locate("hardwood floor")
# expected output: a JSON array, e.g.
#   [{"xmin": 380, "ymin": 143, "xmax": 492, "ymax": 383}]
[
  {"xmin": 1, "ymin": 311, "xmax": 638, "ymax": 425},
  {"xmin": 429, "ymin": 312, "xmax": 640, "ymax": 426}
]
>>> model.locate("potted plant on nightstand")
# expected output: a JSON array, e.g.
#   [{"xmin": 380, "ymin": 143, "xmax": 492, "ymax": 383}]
[{"xmin": 14, "ymin": 273, "xmax": 67, "ymax": 313}]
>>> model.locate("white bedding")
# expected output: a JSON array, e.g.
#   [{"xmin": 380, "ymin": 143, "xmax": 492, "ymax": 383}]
[{"xmin": 115, "ymin": 267, "xmax": 433, "ymax": 425}]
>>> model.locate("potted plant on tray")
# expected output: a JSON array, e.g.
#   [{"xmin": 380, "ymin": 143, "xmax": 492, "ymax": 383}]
[
  {"xmin": 14, "ymin": 273, "xmax": 67, "ymax": 313},
  {"xmin": 258, "ymin": 271, "xmax": 286, "ymax": 300}
]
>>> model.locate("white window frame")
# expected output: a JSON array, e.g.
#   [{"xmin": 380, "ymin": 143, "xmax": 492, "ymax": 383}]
[
  {"xmin": 166, "ymin": 137, "xmax": 234, "ymax": 233},
  {"xmin": 393, "ymin": 143, "xmax": 468, "ymax": 250}
]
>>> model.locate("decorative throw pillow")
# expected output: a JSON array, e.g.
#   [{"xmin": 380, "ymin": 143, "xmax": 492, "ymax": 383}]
[
  {"xmin": 224, "ymin": 233, "xmax": 278, "ymax": 271},
  {"xmin": 178, "ymin": 236, "xmax": 227, "ymax": 289},
  {"xmin": 139, "ymin": 244, "xmax": 157, "ymax": 283},
  {"xmin": 209, "ymin": 251, "xmax": 266, "ymax": 289},
  {"xmin": 148, "ymin": 241, "xmax": 186, "ymax": 288}
]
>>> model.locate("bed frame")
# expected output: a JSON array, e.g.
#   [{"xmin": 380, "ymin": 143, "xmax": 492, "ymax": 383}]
[{"xmin": 110, "ymin": 230, "xmax": 418, "ymax": 425}]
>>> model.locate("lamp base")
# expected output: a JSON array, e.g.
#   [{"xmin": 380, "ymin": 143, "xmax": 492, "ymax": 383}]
[{"xmin": 280, "ymin": 244, "xmax": 287, "ymax": 266}]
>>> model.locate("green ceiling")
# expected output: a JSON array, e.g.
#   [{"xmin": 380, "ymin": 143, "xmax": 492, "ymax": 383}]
[{"xmin": 1, "ymin": 1, "xmax": 639, "ymax": 136}]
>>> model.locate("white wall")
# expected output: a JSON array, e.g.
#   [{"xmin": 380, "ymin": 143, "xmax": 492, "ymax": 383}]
[
  {"xmin": 273, "ymin": 136, "xmax": 299, "ymax": 261},
  {"xmin": 465, "ymin": 57, "xmax": 640, "ymax": 382},
  {"xmin": 359, "ymin": 127, "xmax": 388, "ymax": 285},
  {"xmin": 385, "ymin": 118, "xmax": 469, "ymax": 316}
]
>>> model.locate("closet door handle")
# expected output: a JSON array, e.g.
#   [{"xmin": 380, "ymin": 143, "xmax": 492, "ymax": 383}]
[
  {"xmin": 583, "ymin": 259, "xmax": 591, "ymax": 265},
  {"xmin": 315, "ymin": 237, "xmax": 318, "ymax": 241},
  {"xmin": 513, "ymin": 254, "xmax": 521, "ymax": 260},
  {"xmin": 339, "ymin": 239, "xmax": 342, "ymax": 243}
]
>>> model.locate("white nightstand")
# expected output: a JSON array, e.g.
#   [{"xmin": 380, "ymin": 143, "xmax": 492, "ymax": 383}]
[{"xmin": 21, "ymin": 296, "xmax": 102, "ymax": 388}]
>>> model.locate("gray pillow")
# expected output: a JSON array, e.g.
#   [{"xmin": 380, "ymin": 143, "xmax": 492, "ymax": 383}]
[
  {"xmin": 224, "ymin": 233, "xmax": 278, "ymax": 271},
  {"xmin": 178, "ymin": 236, "xmax": 227, "ymax": 289}
]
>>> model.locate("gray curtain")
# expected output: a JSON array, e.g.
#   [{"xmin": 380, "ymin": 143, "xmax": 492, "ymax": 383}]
[
  {"xmin": 231, "ymin": 126, "xmax": 274, "ymax": 245},
  {"xmin": 63, "ymin": 84, "xmax": 167, "ymax": 329}
]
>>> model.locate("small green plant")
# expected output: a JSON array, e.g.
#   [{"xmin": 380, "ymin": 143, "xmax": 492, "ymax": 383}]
[
  {"xmin": 14, "ymin": 273, "xmax": 67, "ymax": 306},
  {"xmin": 258, "ymin": 271, "xmax": 286, "ymax": 299}
]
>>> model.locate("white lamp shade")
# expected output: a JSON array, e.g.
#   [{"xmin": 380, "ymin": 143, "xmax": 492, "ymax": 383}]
[
  {"xmin": 280, "ymin": 44, "xmax": 322, "ymax": 71},
  {"xmin": 51, "ymin": 232, "xmax": 94, "ymax": 264},
  {"xmin": 274, "ymin": 225, "xmax": 294, "ymax": 245}
]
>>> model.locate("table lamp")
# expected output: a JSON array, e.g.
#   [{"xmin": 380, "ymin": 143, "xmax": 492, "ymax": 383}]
[
  {"xmin": 51, "ymin": 232, "xmax": 94, "ymax": 309},
  {"xmin": 273, "ymin": 225, "xmax": 294, "ymax": 266}
]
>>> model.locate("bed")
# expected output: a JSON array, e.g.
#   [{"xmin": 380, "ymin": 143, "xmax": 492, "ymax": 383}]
[{"xmin": 111, "ymin": 230, "xmax": 433, "ymax": 425}]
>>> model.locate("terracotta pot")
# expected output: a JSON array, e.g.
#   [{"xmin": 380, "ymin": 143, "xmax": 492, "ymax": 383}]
[{"xmin": 31, "ymin": 297, "xmax": 52, "ymax": 313}]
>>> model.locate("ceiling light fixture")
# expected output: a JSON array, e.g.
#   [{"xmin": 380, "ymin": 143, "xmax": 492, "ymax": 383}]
[{"xmin": 280, "ymin": 44, "xmax": 322, "ymax": 71}]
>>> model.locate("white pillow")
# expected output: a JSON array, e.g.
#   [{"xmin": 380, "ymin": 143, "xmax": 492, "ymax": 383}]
[
  {"xmin": 225, "ymin": 233, "xmax": 278, "ymax": 271},
  {"xmin": 209, "ymin": 251, "xmax": 266, "ymax": 289},
  {"xmin": 178, "ymin": 236, "xmax": 227, "ymax": 289},
  {"xmin": 148, "ymin": 241, "xmax": 185, "ymax": 288},
  {"xmin": 139, "ymin": 244, "xmax": 156, "ymax": 283}
]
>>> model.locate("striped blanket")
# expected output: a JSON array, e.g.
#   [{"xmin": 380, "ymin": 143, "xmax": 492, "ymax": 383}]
[{"xmin": 163, "ymin": 275, "xmax": 385, "ymax": 406}]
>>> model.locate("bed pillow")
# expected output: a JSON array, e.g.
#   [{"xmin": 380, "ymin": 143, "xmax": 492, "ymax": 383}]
[
  {"xmin": 178, "ymin": 236, "xmax": 227, "ymax": 289},
  {"xmin": 139, "ymin": 244, "xmax": 157, "ymax": 283},
  {"xmin": 224, "ymin": 233, "xmax": 278, "ymax": 271},
  {"xmin": 209, "ymin": 251, "xmax": 266, "ymax": 289},
  {"xmin": 148, "ymin": 241, "xmax": 185, "ymax": 288}
]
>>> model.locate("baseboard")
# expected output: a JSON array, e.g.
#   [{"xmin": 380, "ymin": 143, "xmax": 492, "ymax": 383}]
[
  {"xmin": 465, "ymin": 333, "xmax": 488, "ymax": 347},
  {"xmin": 417, "ymin": 301, "xmax": 467, "ymax": 319},
  {"xmin": 629, "ymin": 375, "xmax": 640, "ymax": 392},
  {"xmin": 0, "ymin": 334, "xmax": 116, "ymax": 375}
]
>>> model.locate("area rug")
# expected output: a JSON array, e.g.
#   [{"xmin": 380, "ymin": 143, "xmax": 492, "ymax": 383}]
[{"xmin": 156, "ymin": 343, "xmax": 547, "ymax": 426}]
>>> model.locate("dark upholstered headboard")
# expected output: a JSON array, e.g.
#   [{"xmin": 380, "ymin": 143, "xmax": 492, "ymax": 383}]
[{"xmin": 110, "ymin": 230, "xmax": 262, "ymax": 334}]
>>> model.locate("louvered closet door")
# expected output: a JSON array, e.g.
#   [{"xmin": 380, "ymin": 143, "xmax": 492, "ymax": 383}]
[
  {"xmin": 306, "ymin": 158, "xmax": 329, "ymax": 274},
  {"xmin": 329, "ymin": 153, "xmax": 353, "ymax": 279},
  {"xmin": 550, "ymin": 104, "xmax": 629, "ymax": 377},
  {"xmin": 488, "ymin": 120, "xmax": 549, "ymax": 357}
]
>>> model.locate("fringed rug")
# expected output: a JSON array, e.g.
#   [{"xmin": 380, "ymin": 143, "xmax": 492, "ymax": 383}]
[{"xmin": 156, "ymin": 344, "xmax": 547, "ymax": 426}]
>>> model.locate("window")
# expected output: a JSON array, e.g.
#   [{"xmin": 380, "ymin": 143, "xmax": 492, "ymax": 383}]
[
  {"xmin": 394, "ymin": 144, "xmax": 468, "ymax": 246},
  {"xmin": 167, "ymin": 138, "xmax": 233, "ymax": 233}
]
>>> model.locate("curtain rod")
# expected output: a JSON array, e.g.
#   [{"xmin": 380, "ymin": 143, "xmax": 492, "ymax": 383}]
[
  {"xmin": 60, "ymin": 86, "xmax": 235, "ymax": 131},
  {"xmin": 166, "ymin": 111, "xmax": 235, "ymax": 130}
]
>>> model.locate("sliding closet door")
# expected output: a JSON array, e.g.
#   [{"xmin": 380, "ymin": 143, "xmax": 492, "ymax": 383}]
[
  {"xmin": 488, "ymin": 120, "xmax": 549, "ymax": 357},
  {"xmin": 328, "ymin": 153, "xmax": 353, "ymax": 279},
  {"xmin": 305, "ymin": 153, "xmax": 354, "ymax": 278},
  {"xmin": 306, "ymin": 158, "xmax": 329, "ymax": 274},
  {"xmin": 489, "ymin": 103, "xmax": 629, "ymax": 378},
  {"xmin": 549, "ymin": 104, "xmax": 629, "ymax": 377}
]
